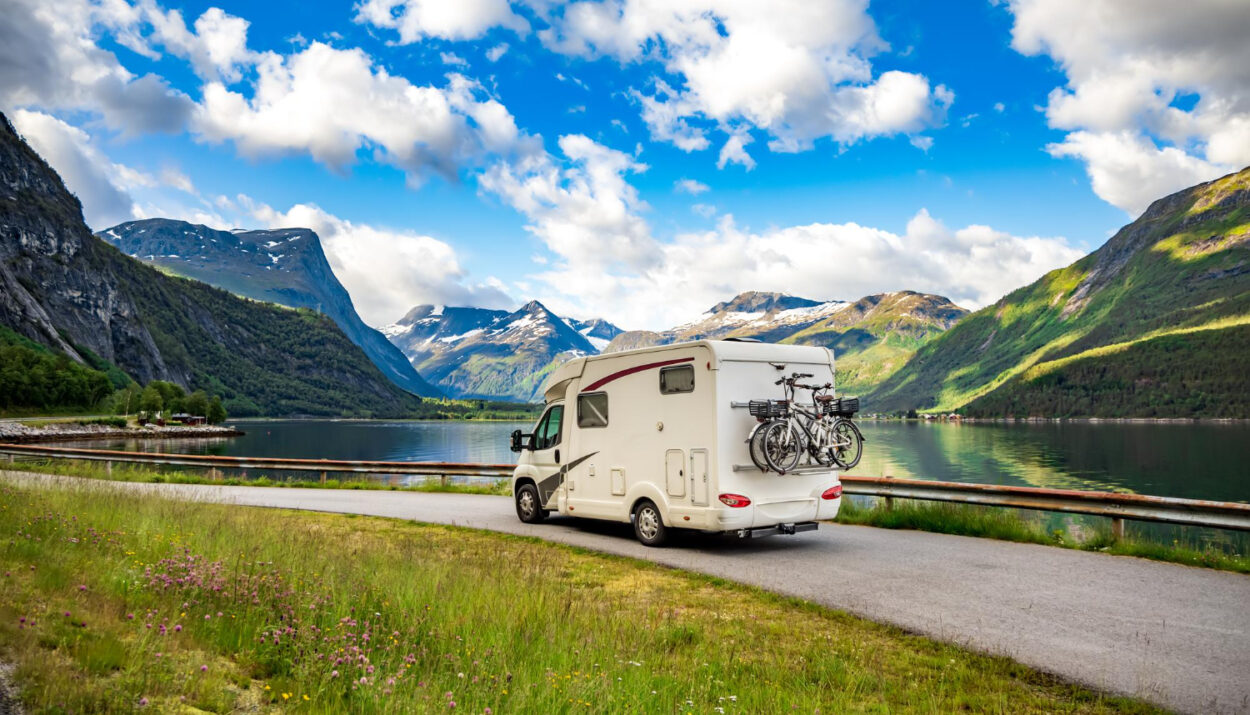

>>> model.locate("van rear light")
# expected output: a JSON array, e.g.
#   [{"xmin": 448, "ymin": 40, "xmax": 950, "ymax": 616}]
[
  {"xmin": 821, "ymin": 484, "xmax": 843, "ymax": 500},
  {"xmin": 718, "ymin": 493, "xmax": 751, "ymax": 508}
]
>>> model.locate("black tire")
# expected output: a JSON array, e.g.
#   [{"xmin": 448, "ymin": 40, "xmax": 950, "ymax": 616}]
[
  {"xmin": 831, "ymin": 419, "xmax": 864, "ymax": 470},
  {"xmin": 762, "ymin": 420, "xmax": 802, "ymax": 474},
  {"xmin": 748, "ymin": 422, "xmax": 771, "ymax": 471},
  {"xmin": 632, "ymin": 499, "xmax": 668, "ymax": 547},
  {"xmin": 515, "ymin": 483, "xmax": 546, "ymax": 523}
]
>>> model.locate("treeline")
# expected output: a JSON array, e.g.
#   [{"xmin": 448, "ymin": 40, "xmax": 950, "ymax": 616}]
[
  {"xmin": 963, "ymin": 325, "xmax": 1250, "ymax": 418},
  {"xmin": 115, "ymin": 380, "xmax": 228, "ymax": 423}
]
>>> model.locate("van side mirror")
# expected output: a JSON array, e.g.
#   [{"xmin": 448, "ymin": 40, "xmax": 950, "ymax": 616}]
[{"xmin": 510, "ymin": 430, "xmax": 528, "ymax": 453}]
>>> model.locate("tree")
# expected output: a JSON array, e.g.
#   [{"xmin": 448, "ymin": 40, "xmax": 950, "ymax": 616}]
[
  {"xmin": 151, "ymin": 381, "xmax": 186, "ymax": 413},
  {"xmin": 185, "ymin": 390, "xmax": 209, "ymax": 418},
  {"xmin": 207, "ymin": 396, "xmax": 227, "ymax": 424},
  {"xmin": 139, "ymin": 384, "xmax": 163, "ymax": 416}
]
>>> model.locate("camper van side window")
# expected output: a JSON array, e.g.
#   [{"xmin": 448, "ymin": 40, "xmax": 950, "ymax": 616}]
[
  {"xmin": 533, "ymin": 404, "xmax": 563, "ymax": 450},
  {"xmin": 659, "ymin": 365, "xmax": 695, "ymax": 394},
  {"xmin": 577, "ymin": 392, "xmax": 609, "ymax": 428}
]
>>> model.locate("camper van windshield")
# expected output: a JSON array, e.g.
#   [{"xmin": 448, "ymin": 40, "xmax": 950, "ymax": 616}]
[{"xmin": 533, "ymin": 404, "xmax": 563, "ymax": 450}]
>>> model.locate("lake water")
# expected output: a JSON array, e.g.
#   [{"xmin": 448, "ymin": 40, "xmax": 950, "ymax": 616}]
[{"xmin": 57, "ymin": 418, "xmax": 1250, "ymax": 503}]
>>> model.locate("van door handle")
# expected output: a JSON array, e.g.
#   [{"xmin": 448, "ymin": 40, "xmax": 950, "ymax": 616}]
[{"xmin": 555, "ymin": 449, "xmax": 560, "ymax": 464}]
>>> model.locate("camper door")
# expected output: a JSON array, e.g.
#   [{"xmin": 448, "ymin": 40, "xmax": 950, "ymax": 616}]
[{"xmin": 530, "ymin": 402, "xmax": 565, "ymax": 507}]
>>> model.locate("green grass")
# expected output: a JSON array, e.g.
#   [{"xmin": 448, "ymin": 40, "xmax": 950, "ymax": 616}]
[
  {"xmin": 837, "ymin": 499, "xmax": 1250, "ymax": 574},
  {"xmin": 0, "ymin": 483, "xmax": 1159, "ymax": 713},
  {"xmin": 5, "ymin": 459, "xmax": 510, "ymax": 496}
]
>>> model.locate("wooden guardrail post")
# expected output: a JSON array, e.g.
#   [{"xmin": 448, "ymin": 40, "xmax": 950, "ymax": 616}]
[
  {"xmin": 1112, "ymin": 517, "xmax": 1125, "ymax": 542},
  {"xmin": 440, "ymin": 474, "xmax": 448, "ymax": 487},
  {"xmin": 884, "ymin": 474, "xmax": 894, "ymax": 511},
  {"xmin": 321, "ymin": 471, "xmax": 327, "ymax": 485},
  {"xmin": 105, "ymin": 460, "xmax": 112, "ymax": 476}
]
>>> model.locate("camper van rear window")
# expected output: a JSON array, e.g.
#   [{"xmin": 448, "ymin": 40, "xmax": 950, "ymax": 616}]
[
  {"xmin": 659, "ymin": 365, "xmax": 695, "ymax": 394},
  {"xmin": 577, "ymin": 392, "xmax": 609, "ymax": 428}
]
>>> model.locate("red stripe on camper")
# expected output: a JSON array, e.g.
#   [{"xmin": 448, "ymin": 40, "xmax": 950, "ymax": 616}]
[{"xmin": 581, "ymin": 357, "xmax": 694, "ymax": 392}]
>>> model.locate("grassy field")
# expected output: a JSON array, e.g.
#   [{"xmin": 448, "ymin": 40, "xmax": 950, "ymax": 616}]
[
  {"xmin": 0, "ymin": 482, "xmax": 1157, "ymax": 713},
  {"xmin": 837, "ymin": 498, "xmax": 1250, "ymax": 574}
]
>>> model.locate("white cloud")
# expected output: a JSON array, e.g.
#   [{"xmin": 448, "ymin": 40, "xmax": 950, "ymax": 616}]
[
  {"xmin": 247, "ymin": 200, "xmax": 514, "ymax": 325},
  {"xmin": 691, "ymin": 202, "xmax": 716, "ymax": 218},
  {"xmin": 486, "ymin": 43, "xmax": 510, "ymax": 62},
  {"xmin": 674, "ymin": 178, "xmax": 709, "ymax": 195},
  {"xmin": 194, "ymin": 42, "xmax": 536, "ymax": 184},
  {"xmin": 158, "ymin": 167, "xmax": 195, "ymax": 194},
  {"xmin": 535, "ymin": 1, "xmax": 952, "ymax": 158},
  {"xmin": 440, "ymin": 51, "xmax": 468, "ymax": 66},
  {"xmin": 993, "ymin": 102, "xmax": 1005, "ymax": 113},
  {"xmin": 1046, "ymin": 131, "xmax": 1232, "ymax": 217},
  {"xmin": 717, "ymin": 131, "xmax": 755, "ymax": 170},
  {"xmin": 479, "ymin": 133, "xmax": 1081, "ymax": 329},
  {"xmin": 11, "ymin": 109, "xmax": 139, "ymax": 228},
  {"xmin": 355, "ymin": 0, "xmax": 529, "ymax": 42},
  {"xmin": 1006, "ymin": 0, "xmax": 1250, "ymax": 213},
  {"xmin": 479, "ymin": 134, "xmax": 656, "ymax": 273},
  {"xmin": 140, "ymin": 5, "xmax": 256, "ymax": 82},
  {"xmin": 0, "ymin": 0, "xmax": 194, "ymax": 134}
]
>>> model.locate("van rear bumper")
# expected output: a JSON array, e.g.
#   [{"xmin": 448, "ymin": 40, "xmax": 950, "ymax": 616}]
[{"xmin": 732, "ymin": 521, "xmax": 819, "ymax": 538}]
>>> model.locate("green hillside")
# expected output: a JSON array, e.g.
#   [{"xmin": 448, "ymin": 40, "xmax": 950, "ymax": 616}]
[{"xmin": 869, "ymin": 168, "xmax": 1250, "ymax": 416}]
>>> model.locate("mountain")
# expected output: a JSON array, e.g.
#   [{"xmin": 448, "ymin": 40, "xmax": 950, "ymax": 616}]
[
  {"xmin": 97, "ymin": 218, "xmax": 440, "ymax": 397},
  {"xmin": 0, "ymin": 111, "xmax": 426, "ymax": 417},
  {"xmin": 870, "ymin": 167, "xmax": 1250, "ymax": 417},
  {"xmin": 383, "ymin": 301, "xmax": 622, "ymax": 401},
  {"xmin": 604, "ymin": 290, "xmax": 968, "ymax": 393}
]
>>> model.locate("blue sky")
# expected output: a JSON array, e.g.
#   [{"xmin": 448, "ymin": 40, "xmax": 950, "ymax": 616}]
[{"xmin": 3, "ymin": 0, "xmax": 1247, "ymax": 329}]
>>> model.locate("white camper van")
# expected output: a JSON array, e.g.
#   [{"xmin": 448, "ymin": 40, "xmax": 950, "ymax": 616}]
[{"xmin": 509, "ymin": 340, "xmax": 843, "ymax": 546}]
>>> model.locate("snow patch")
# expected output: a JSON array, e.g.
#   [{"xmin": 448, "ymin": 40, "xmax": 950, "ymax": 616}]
[
  {"xmin": 586, "ymin": 336, "xmax": 609, "ymax": 351},
  {"xmin": 439, "ymin": 328, "xmax": 485, "ymax": 343},
  {"xmin": 430, "ymin": 305, "xmax": 445, "ymax": 317}
]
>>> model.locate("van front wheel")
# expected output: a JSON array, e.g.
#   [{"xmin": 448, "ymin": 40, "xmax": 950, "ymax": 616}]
[
  {"xmin": 632, "ymin": 500, "xmax": 668, "ymax": 547},
  {"xmin": 516, "ymin": 483, "xmax": 546, "ymax": 523}
]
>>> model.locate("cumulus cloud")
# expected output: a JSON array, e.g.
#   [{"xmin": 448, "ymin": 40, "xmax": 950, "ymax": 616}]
[
  {"xmin": 534, "ymin": 0, "xmax": 952, "ymax": 159},
  {"xmin": 355, "ymin": 0, "xmax": 529, "ymax": 42},
  {"xmin": 194, "ymin": 43, "xmax": 536, "ymax": 184},
  {"xmin": 480, "ymin": 134, "xmax": 657, "ymax": 274},
  {"xmin": 674, "ymin": 178, "xmax": 709, "ymax": 195},
  {"xmin": 0, "ymin": 0, "xmax": 194, "ymax": 135},
  {"xmin": 486, "ymin": 43, "xmax": 510, "ymax": 62},
  {"xmin": 246, "ymin": 200, "xmax": 514, "ymax": 325},
  {"xmin": 11, "ymin": 109, "xmax": 139, "ymax": 228},
  {"xmin": 1046, "ymin": 131, "xmax": 1232, "ymax": 217},
  {"xmin": 1006, "ymin": 0, "xmax": 1250, "ymax": 214},
  {"xmin": 479, "ymin": 133, "xmax": 1080, "ymax": 328}
]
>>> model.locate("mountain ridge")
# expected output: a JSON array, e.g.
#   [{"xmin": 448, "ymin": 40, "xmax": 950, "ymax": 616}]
[
  {"xmin": 869, "ymin": 166, "xmax": 1250, "ymax": 417},
  {"xmin": 98, "ymin": 218, "xmax": 441, "ymax": 397}
]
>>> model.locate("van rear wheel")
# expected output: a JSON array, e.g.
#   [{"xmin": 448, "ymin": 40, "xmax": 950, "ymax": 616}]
[
  {"xmin": 632, "ymin": 500, "xmax": 668, "ymax": 547},
  {"xmin": 516, "ymin": 483, "xmax": 546, "ymax": 523}
]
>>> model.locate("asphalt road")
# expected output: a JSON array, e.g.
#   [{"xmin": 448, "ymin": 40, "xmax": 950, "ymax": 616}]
[{"xmin": 6, "ymin": 472, "xmax": 1249, "ymax": 714}]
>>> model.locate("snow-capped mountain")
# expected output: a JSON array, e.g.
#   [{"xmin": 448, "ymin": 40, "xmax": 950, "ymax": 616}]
[
  {"xmin": 604, "ymin": 290, "xmax": 969, "ymax": 394},
  {"xmin": 383, "ymin": 301, "xmax": 622, "ymax": 401},
  {"xmin": 98, "ymin": 218, "xmax": 441, "ymax": 397}
]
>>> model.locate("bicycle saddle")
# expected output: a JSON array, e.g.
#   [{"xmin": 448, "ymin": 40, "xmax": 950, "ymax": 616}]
[{"xmin": 814, "ymin": 395, "xmax": 835, "ymax": 403}]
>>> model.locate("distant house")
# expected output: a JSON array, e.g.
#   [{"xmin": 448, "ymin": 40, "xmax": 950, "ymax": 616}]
[{"xmin": 171, "ymin": 413, "xmax": 207, "ymax": 426}]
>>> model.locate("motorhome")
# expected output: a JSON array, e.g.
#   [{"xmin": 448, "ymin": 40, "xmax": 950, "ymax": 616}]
[{"xmin": 509, "ymin": 340, "xmax": 843, "ymax": 546}]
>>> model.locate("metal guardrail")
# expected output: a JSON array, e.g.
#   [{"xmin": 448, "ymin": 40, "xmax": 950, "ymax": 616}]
[
  {"xmin": 0, "ymin": 443, "xmax": 514, "ymax": 480},
  {"xmin": 2, "ymin": 443, "xmax": 1248, "ymax": 532}
]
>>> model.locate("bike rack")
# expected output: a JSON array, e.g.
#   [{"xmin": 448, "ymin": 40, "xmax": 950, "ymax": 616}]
[{"xmin": 732, "ymin": 463, "xmax": 837, "ymax": 474}]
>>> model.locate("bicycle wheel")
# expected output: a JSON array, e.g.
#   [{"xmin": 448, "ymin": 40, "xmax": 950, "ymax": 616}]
[
  {"xmin": 830, "ymin": 419, "xmax": 864, "ymax": 470},
  {"xmin": 762, "ymin": 420, "xmax": 802, "ymax": 474},
  {"xmin": 747, "ymin": 422, "xmax": 771, "ymax": 471},
  {"xmin": 810, "ymin": 419, "xmax": 838, "ymax": 467}
]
